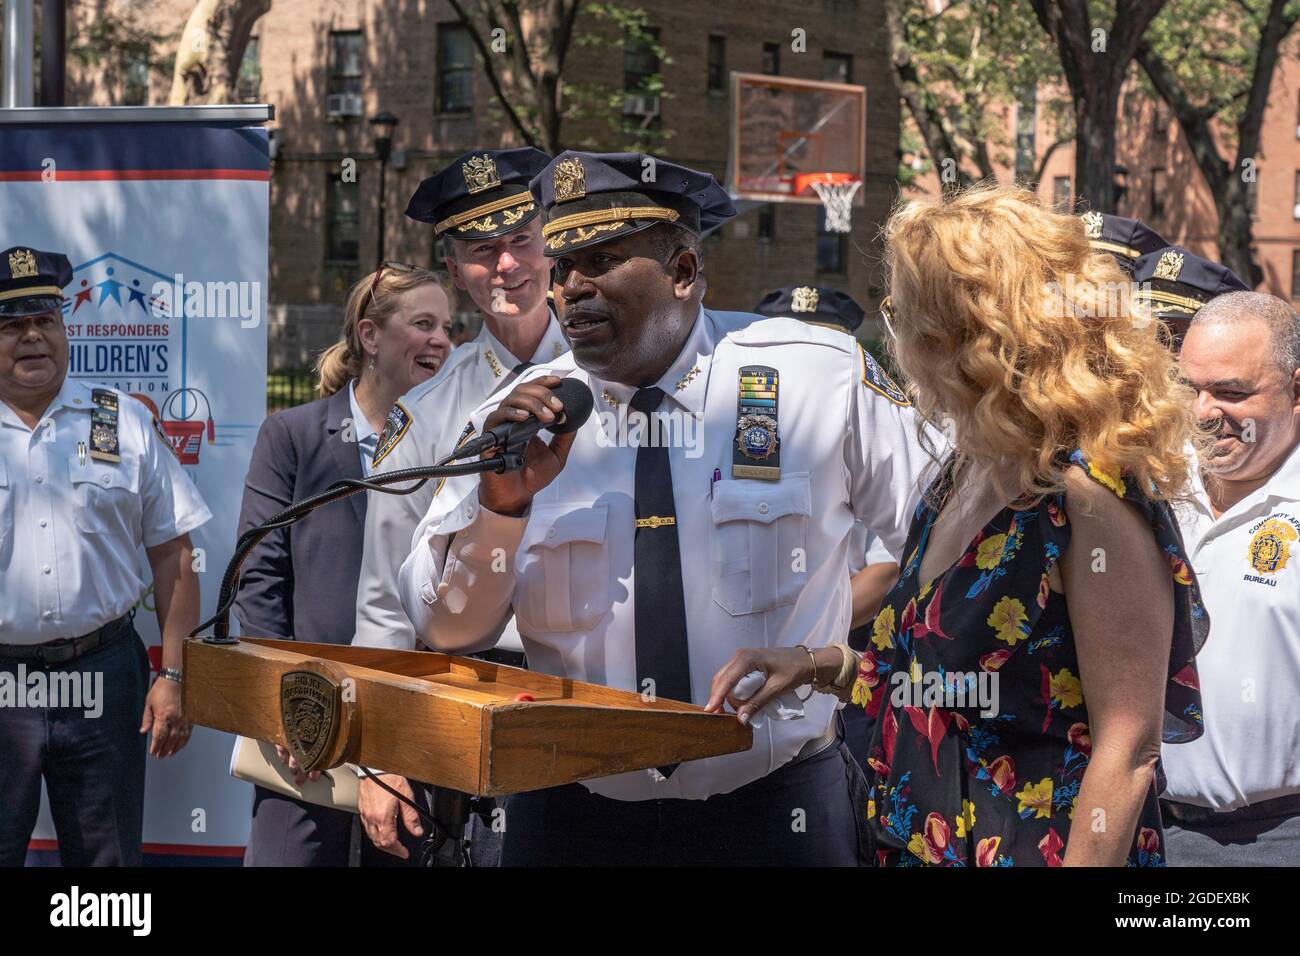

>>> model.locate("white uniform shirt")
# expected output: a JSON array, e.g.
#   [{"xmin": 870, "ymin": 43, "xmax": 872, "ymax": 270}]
[
  {"xmin": 0, "ymin": 377, "xmax": 212, "ymax": 644},
  {"xmin": 1163, "ymin": 442, "xmax": 1300, "ymax": 810},
  {"xmin": 397, "ymin": 309, "xmax": 934, "ymax": 801},
  {"xmin": 353, "ymin": 312, "xmax": 568, "ymax": 652}
]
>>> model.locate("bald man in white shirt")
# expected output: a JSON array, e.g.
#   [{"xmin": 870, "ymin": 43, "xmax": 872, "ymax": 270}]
[{"xmin": 1163, "ymin": 291, "xmax": 1300, "ymax": 865}]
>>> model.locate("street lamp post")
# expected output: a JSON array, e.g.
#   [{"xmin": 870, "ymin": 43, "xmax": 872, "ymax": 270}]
[{"xmin": 370, "ymin": 110, "xmax": 400, "ymax": 268}]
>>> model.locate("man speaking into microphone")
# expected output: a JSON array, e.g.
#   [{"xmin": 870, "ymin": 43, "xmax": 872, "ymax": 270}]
[{"xmin": 395, "ymin": 152, "xmax": 933, "ymax": 866}]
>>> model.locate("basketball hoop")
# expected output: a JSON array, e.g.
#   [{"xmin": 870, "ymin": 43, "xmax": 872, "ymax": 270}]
[{"xmin": 798, "ymin": 173, "xmax": 861, "ymax": 233}]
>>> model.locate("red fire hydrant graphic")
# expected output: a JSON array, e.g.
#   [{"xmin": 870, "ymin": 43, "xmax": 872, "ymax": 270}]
[{"xmin": 160, "ymin": 388, "xmax": 216, "ymax": 465}]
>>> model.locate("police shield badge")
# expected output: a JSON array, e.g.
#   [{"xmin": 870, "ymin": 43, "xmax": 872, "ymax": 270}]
[{"xmin": 280, "ymin": 670, "xmax": 343, "ymax": 774}]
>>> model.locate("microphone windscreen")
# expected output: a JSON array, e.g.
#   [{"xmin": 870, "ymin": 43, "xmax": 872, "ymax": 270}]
[{"xmin": 546, "ymin": 378, "xmax": 595, "ymax": 435}]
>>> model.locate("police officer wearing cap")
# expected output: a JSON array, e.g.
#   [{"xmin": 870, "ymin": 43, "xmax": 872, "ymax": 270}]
[
  {"xmin": 353, "ymin": 148, "xmax": 569, "ymax": 859},
  {"xmin": 754, "ymin": 285, "xmax": 903, "ymax": 760},
  {"xmin": 1078, "ymin": 211, "xmax": 1168, "ymax": 274},
  {"xmin": 395, "ymin": 152, "xmax": 934, "ymax": 865},
  {"xmin": 1131, "ymin": 245, "xmax": 1250, "ymax": 349},
  {"xmin": 0, "ymin": 247, "xmax": 211, "ymax": 866}
]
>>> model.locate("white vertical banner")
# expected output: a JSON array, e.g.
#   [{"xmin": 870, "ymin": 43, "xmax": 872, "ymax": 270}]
[{"xmin": 1, "ymin": 107, "xmax": 271, "ymax": 863}]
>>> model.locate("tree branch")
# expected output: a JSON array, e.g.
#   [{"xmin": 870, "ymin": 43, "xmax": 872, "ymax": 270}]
[{"xmin": 446, "ymin": 0, "xmax": 538, "ymax": 147}]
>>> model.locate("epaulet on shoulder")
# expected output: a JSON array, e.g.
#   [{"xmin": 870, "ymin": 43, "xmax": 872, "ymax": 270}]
[{"xmin": 724, "ymin": 314, "xmax": 856, "ymax": 353}]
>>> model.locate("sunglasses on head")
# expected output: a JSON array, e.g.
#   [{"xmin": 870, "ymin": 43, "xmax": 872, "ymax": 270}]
[{"xmin": 362, "ymin": 261, "xmax": 417, "ymax": 321}]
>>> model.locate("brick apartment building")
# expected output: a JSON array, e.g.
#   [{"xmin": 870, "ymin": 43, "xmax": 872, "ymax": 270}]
[
  {"xmin": 907, "ymin": 40, "xmax": 1300, "ymax": 302},
  {"xmin": 59, "ymin": 0, "xmax": 900, "ymax": 367}
]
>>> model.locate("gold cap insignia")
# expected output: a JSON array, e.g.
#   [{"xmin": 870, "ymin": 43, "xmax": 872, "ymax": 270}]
[
  {"xmin": 1081, "ymin": 211, "xmax": 1103, "ymax": 240},
  {"xmin": 462, "ymin": 154, "xmax": 502, "ymax": 195},
  {"xmin": 8, "ymin": 249, "xmax": 38, "ymax": 279},
  {"xmin": 1154, "ymin": 250, "xmax": 1185, "ymax": 282},
  {"xmin": 553, "ymin": 157, "xmax": 586, "ymax": 203},
  {"xmin": 791, "ymin": 287, "xmax": 819, "ymax": 313}
]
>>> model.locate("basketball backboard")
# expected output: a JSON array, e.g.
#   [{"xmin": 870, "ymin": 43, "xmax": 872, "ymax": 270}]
[{"xmin": 729, "ymin": 72, "xmax": 867, "ymax": 206}]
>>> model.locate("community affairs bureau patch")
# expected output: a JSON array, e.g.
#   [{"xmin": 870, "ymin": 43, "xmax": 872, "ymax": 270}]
[
  {"xmin": 373, "ymin": 401, "xmax": 413, "ymax": 467},
  {"xmin": 859, "ymin": 344, "xmax": 910, "ymax": 407}
]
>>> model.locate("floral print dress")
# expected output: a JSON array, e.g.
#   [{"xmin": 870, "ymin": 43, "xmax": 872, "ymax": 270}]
[{"xmin": 854, "ymin": 451, "xmax": 1208, "ymax": 866}]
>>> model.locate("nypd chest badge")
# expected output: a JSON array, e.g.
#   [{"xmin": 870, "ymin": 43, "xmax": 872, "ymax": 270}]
[{"xmin": 732, "ymin": 365, "xmax": 781, "ymax": 480}]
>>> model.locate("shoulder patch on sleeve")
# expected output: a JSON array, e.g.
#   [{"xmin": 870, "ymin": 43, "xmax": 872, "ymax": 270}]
[
  {"xmin": 434, "ymin": 420, "xmax": 479, "ymax": 499},
  {"xmin": 372, "ymin": 401, "xmax": 413, "ymax": 467},
  {"xmin": 860, "ymin": 344, "xmax": 910, "ymax": 407}
]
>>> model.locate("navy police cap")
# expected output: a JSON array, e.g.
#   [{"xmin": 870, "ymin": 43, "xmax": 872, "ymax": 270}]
[
  {"xmin": 754, "ymin": 285, "xmax": 865, "ymax": 335},
  {"xmin": 1132, "ymin": 245, "xmax": 1249, "ymax": 323},
  {"xmin": 406, "ymin": 147, "xmax": 551, "ymax": 239},
  {"xmin": 1079, "ymin": 211, "xmax": 1167, "ymax": 273},
  {"xmin": 531, "ymin": 151, "xmax": 736, "ymax": 256},
  {"xmin": 0, "ymin": 246, "xmax": 72, "ymax": 317}
]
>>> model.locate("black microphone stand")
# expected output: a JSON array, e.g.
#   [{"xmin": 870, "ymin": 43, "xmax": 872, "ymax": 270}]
[{"xmin": 190, "ymin": 441, "xmax": 529, "ymax": 868}]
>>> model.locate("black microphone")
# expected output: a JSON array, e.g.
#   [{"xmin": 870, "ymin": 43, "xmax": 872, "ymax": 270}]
[{"xmin": 453, "ymin": 378, "xmax": 595, "ymax": 461}]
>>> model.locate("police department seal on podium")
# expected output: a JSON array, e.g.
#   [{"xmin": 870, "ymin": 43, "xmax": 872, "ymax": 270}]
[{"xmin": 280, "ymin": 670, "xmax": 343, "ymax": 773}]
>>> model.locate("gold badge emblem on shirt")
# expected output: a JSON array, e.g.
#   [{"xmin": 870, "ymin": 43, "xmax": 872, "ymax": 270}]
[
  {"xmin": 1246, "ymin": 517, "xmax": 1297, "ymax": 578},
  {"xmin": 462, "ymin": 154, "xmax": 501, "ymax": 195},
  {"xmin": 1080, "ymin": 211, "xmax": 1103, "ymax": 240},
  {"xmin": 553, "ymin": 157, "xmax": 587, "ymax": 203},
  {"xmin": 8, "ymin": 248, "xmax": 38, "ymax": 278}
]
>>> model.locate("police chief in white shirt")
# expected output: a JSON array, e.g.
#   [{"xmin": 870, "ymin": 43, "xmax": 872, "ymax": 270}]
[
  {"xmin": 0, "ymin": 247, "xmax": 211, "ymax": 866},
  {"xmin": 1163, "ymin": 291, "xmax": 1300, "ymax": 865},
  {"xmin": 394, "ymin": 153, "xmax": 933, "ymax": 865},
  {"xmin": 353, "ymin": 148, "xmax": 567, "ymax": 858}
]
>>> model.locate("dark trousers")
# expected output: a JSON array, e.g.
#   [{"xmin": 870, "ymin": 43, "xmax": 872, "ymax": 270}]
[
  {"xmin": 246, "ymin": 786, "xmax": 432, "ymax": 867},
  {"xmin": 0, "ymin": 626, "xmax": 149, "ymax": 867},
  {"xmin": 500, "ymin": 730, "xmax": 870, "ymax": 866}
]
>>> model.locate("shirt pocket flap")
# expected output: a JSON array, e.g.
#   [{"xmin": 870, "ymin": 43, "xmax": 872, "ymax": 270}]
[
  {"xmin": 711, "ymin": 476, "xmax": 811, "ymax": 526},
  {"xmin": 67, "ymin": 453, "xmax": 139, "ymax": 492},
  {"xmin": 526, "ymin": 503, "xmax": 609, "ymax": 550}
]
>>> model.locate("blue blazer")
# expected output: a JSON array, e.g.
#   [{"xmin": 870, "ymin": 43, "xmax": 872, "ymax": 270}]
[{"xmin": 233, "ymin": 386, "xmax": 367, "ymax": 644}]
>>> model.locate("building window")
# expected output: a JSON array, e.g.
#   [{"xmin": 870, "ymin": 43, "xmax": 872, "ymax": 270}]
[
  {"xmin": 624, "ymin": 27, "xmax": 661, "ymax": 94},
  {"xmin": 1014, "ymin": 85, "xmax": 1036, "ymax": 184},
  {"xmin": 817, "ymin": 208, "xmax": 847, "ymax": 274},
  {"xmin": 327, "ymin": 30, "xmax": 363, "ymax": 97},
  {"xmin": 1151, "ymin": 167, "xmax": 1166, "ymax": 219},
  {"xmin": 823, "ymin": 51, "xmax": 852, "ymax": 84},
  {"xmin": 707, "ymin": 35, "xmax": 726, "ymax": 93},
  {"xmin": 758, "ymin": 204, "xmax": 775, "ymax": 241},
  {"xmin": 237, "ymin": 37, "xmax": 261, "ymax": 103},
  {"xmin": 762, "ymin": 42, "xmax": 780, "ymax": 76},
  {"xmin": 438, "ymin": 23, "xmax": 474, "ymax": 112},
  {"xmin": 1292, "ymin": 250, "xmax": 1300, "ymax": 299},
  {"xmin": 326, "ymin": 173, "xmax": 360, "ymax": 263},
  {"xmin": 122, "ymin": 50, "xmax": 149, "ymax": 106},
  {"xmin": 1052, "ymin": 176, "xmax": 1071, "ymax": 212}
]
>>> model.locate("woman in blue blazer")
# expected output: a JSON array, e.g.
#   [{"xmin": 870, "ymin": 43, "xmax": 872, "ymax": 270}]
[{"xmin": 234, "ymin": 264, "xmax": 452, "ymax": 866}]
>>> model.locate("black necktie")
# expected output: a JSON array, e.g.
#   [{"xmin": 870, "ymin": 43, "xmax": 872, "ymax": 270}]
[{"xmin": 631, "ymin": 387, "xmax": 692, "ymax": 776}]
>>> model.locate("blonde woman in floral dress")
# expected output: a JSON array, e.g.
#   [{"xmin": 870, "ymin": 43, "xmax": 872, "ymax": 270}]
[{"xmin": 709, "ymin": 185, "xmax": 1208, "ymax": 866}]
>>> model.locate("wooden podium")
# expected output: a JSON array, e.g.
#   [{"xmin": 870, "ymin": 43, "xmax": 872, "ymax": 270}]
[{"xmin": 184, "ymin": 638, "xmax": 753, "ymax": 796}]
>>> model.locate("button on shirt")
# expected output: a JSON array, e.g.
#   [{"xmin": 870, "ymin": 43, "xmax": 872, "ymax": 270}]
[
  {"xmin": 0, "ymin": 378, "xmax": 212, "ymax": 643},
  {"xmin": 397, "ymin": 309, "xmax": 935, "ymax": 801},
  {"xmin": 354, "ymin": 311, "xmax": 569, "ymax": 652},
  {"xmin": 1163, "ymin": 442, "xmax": 1300, "ymax": 810}
]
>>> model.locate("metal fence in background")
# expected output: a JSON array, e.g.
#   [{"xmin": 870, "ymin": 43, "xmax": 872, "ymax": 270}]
[{"xmin": 266, "ymin": 368, "xmax": 318, "ymax": 412}]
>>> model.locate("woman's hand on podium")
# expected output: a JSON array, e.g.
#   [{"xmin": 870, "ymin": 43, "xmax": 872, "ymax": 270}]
[{"xmin": 359, "ymin": 774, "xmax": 424, "ymax": 859}]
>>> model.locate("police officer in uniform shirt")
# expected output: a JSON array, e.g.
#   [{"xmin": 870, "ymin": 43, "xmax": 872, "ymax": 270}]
[
  {"xmin": 0, "ymin": 248, "xmax": 211, "ymax": 866},
  {"xmin": 395, "ymin": 153, "xmax": 934, "ymax": 865},
  {"xmin": 754, "ymin": 285, "xmax": 902, "ymax": 759},
  {"xmin": 353, "ymin": 148, "xmax": 569, "ymax": 858}
]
